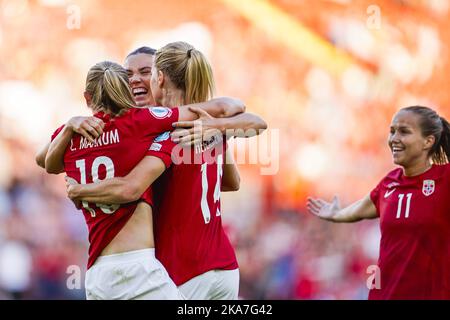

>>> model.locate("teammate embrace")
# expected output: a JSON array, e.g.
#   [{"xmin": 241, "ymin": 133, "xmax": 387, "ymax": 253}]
[{"xmin": 37, "ymin": 42, "xmax": 267, "ymax": 300}]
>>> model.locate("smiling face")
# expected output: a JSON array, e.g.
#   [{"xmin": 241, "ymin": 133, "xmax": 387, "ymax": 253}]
[
  {"xmin": 124, "ymin": 53, "xmax": 155, "ymax": 106},
  {"xmin": 388, "ymin": 110, "xmax": 435, "ymax": 168}
]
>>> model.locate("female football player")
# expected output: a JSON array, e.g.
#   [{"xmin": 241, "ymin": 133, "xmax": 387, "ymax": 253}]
[{"xmin": 307, "ymin": 106, "xmax": 450, "ymax": 299}]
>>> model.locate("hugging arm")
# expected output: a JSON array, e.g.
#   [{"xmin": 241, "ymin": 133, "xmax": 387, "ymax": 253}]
[
  {"xmin": 172, "ymin": 109, "xmax": 267, "ymax": 146},
  {"xmin": 36, "ymin": 142, "xmax": 50, "ymax": 169},
  {"xmin": 45, "ymin": 126, "xmax": 74, "ymax": 174},
  {"xmin": 221, "ymin": 148, "xmax": 240, "ymax": 192},
  {"xmin": 177, "ymin": 97, "xmax": 245, "ymax": 121},
  {"xmin": 67, "ymin": 156, "xmax": 166, "ymax": 204},
  {"xmin": 39, "ymin": 116, "xmax": 105, "ymax": 174},
  {"xmin": 215, "ymin": 112, "xmax": 267, "ymax": 137},
  {"xmin": 39, "ymin": 98, "xmax": 242, "ymax": 172}
]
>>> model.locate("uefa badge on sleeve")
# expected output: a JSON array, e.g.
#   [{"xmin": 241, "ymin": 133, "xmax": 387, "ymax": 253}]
[
  {"xmin": 422, "ymin": 180, "xmax": 435, "ymax": 196},
  {"xmin": 148, "ymin": 107, "xmax": 172, "ymax": 119}
]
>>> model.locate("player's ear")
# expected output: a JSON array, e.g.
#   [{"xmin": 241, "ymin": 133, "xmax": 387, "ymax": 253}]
[
  {"xmin": 423, "ymin": 135, "xmax": 435, "ymax": 151},
  {"xmin": 84, "ymin": 91, "xmax": 92, "ymax": 107},
  {"xmin": 157, "ymin": 70, "xmax": 165, "ymax": 88}
]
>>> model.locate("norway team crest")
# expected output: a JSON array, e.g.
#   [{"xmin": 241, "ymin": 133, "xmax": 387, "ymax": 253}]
[{"xmin": 422, "ymin": 180, "xmax": 435, "ymax": 196}]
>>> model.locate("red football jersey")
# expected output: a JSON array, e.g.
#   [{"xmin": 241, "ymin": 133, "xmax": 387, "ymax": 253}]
[
  {"xmin": 147, "ymin": 133, "xmax": 238, "ymax": 285},
  {"xmin": 51, "ymin": 107, "xmax": 179, "ymax": 269},
  {"xmin": 369, "ymin": 164, "xmax": 450, "ymax": 299}
]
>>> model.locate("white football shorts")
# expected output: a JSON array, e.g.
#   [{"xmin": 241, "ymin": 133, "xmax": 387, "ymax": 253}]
[
  {"xmin": 85, "ymin": 248, "xmax": 184, "ymax": 300},
  {"xmin": 178, "ymin": 268, "xmax": 239, "ymax": 300}
]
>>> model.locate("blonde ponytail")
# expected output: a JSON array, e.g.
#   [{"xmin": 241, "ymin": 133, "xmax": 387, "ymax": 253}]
[
  {"xmin": 85, "ymin": 61, "xmax": 135, "ymax": 116},
  {"xmin": 185, "ymin": 48, "xmax": 215, "ymax": 104},
  {"xmin": 154, "ymin": 42, "xmax": 215, "ymax": 104}
]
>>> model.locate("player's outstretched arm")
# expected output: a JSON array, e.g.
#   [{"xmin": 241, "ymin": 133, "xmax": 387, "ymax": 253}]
[
  {"xmin": 221, "ymin": 112, "xmax": 268, "ymax": 137},
  {"xmin": 43, "ymin": 116, "xmax": 105, "ymax": 174},
  {"xmin": 221, "ymin": 149, "xmax": 240, "ymax": 192},
  {"xmin": 307, "ymin": 194, "xmax": 378, "ymax": 223},
  {"xmin": 36, "ymin": 142, "xmax": 50, "ymax": 169},
  {"xmin": 45, "ymin": 126, "xmax": 75, "ymax": 174},
  {"xmin": 177, "ymin": 97, "xmax": 245, "ymax": 121},
  {"xmin": 172, "ymin": 107, "xmax": 267, "ymax": 147},
  {"xmin": 67, "ymin": 156, "xmax": 166, "ymax": 204}
]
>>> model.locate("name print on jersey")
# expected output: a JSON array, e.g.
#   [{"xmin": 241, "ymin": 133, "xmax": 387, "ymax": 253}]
[{"xmin": 75, "ymin": 128, "xmax": 120, "ymax": 151}]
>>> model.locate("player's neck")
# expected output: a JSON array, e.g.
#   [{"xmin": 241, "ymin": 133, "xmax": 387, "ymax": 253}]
[
  {"xmin": 403, "ymin": 160, "xmax": 432, "ymax": 177},
  {"xmin": 161, "ymin": 89, "xmax": 185, "ymax": 108}
]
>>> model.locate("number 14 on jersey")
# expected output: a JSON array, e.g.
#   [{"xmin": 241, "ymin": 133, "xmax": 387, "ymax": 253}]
[{"xmin": 200, "ymin": 154, "xmax": 223, "ymax": 224}]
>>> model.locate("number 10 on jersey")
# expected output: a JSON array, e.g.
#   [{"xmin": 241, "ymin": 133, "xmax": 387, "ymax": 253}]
[{"xmin": 75, "ymin": 156, "xmax": 119, "ymax": 217}]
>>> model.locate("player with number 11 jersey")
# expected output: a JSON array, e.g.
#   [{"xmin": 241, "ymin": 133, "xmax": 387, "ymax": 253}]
[
  {"xmin": 369, "ymin": 164, "xmax": 450, "ymax": 299},
  {"xmin": 307, "ymin": 106, "xmax": 450, "ymax": 299}
]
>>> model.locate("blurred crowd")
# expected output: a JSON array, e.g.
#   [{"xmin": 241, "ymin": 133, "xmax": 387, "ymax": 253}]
[
  {"xmin": 0, "ymin": 136, "xmax": 87, "ymax": 299},
  {"xmin": 0, "ymin": 0, "xmax": 449, "ymax": 299}
]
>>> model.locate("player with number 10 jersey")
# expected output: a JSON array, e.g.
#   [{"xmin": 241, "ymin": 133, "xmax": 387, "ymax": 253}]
[{"xmin": 54, "ymin": 105, "xmax": 178, "ymax": 269}]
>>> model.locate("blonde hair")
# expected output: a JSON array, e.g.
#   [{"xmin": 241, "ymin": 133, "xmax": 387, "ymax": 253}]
[
  {"xmin": 85, "ymin": 61, "xmax": 135, "ymax": 116},
  {"xmin": 155, "ymin": 42, "xmax": 215, "ymax": 104}
]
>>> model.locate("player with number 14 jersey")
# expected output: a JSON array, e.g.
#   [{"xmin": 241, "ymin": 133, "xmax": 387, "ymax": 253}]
[{"xmin": 147, "ymin": 134, "xmax": 239, "ymax": 287}]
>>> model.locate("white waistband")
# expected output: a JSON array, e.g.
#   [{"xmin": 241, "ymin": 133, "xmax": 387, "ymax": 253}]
[{"xmin": 94, "ymin": 248, "xmax": 156, "ymax": 265}]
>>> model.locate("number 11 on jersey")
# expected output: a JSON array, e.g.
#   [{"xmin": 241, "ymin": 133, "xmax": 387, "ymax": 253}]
[{"xmin": 396, "ymin": 193, "xmax": 412, "ymax": 219}]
